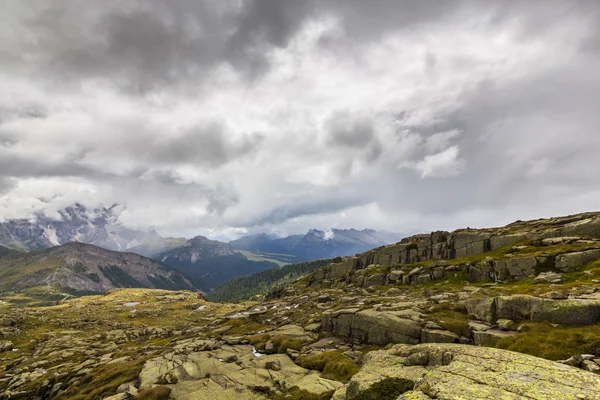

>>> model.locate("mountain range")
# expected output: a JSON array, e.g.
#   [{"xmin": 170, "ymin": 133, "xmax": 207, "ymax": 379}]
[
  {"xmin": 0, "ymin": 204, "xmax": 405, "ymax": 293},
  {"xmin": 0, "ymin": 203, "xmax": 160, "ymax": 252},
  {"xmin": 229, "ymin": 229, "xmax": 403, "ymax": 261}
]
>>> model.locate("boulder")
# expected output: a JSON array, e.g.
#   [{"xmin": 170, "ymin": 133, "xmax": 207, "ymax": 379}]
[
  {"xmin": 556, "ymin": 249, "xmax": 600, "ymax": 272},
  {"xmin": 317, "ymin": 294, "xmax": 333, "ymax": 303},
  {"xmin": 495, "ymin": 295, "xmax": 543, "ymax": 322},
  {"xmin": 531, "ymin": 298, "xmax": 600, "ymax": 325},
  {"xmin": 583, "ymin": 360, "xmax": 600, "ymax": 373},
  {"xmin": 420, "ymin": 329, "xmax": 459, "ymax": 344},
  {"xmin": 562, "ymin": 216, "xmax": 600, "ymax": 238},
  {"xmin": 467, "ymin": 295, "xmax": 600, "ymax": 326},
  {"xmin": 465, "ymin": 297, "xmax": 496, "ymax": 323},
  {"xmin": 365, "ymin": 273, "xmax": 385, "ymax": 287},
  {"xmin": 493, "ymin": 257, "xmax": 539, "ymax": 280},
  {"xmin": 385, "ymin": 288, "xmax": 403, "ymax": 296},
  {"xmin": 496, "ymin": 319, "xmax": 517, "ymax": 331},
  {"xmin": 490, "ymin": 234, "xmax": 527, "ymax": 250},
  {"xmin": 473, "ymin": 329, "xmax": 516, "ymax": 346},
  {"xmin": 388, "ymin": 270, "xmax": 405, "ymax": 281},
  {"xmin": 534, "ymin": 271, "xmax": 564, "ymax": 284},
  {"xmin": 467, "ymin": 261, "xmax": 493, "ymax": 282},
  {"xmin": 0, "ymin": 340, "xmax": 13, "ymax": 352},
  {"xmin": 341, "ymin": 343, "xmax": 600, "ymax": 400},
  {"xmin": 467, "ymin": 320, "xmax": 492, "ymax": 332},
  {"xmin": 322, "ymin": 309, "xmax": 421, "ymax": 345}
]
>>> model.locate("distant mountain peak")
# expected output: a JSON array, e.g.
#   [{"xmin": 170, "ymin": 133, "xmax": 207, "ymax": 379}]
[
  {"xmin": 230, "ymin": 227, "xmax": 405, "ymax": 261},
  {"xmin": 0, "ymin": 203, "xmax": 160, "ymax": 252}
]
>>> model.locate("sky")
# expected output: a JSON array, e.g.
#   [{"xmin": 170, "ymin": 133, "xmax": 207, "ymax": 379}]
[{"xmin": 0, "ymin": 0, "xmax": 599, "ymax": 239}]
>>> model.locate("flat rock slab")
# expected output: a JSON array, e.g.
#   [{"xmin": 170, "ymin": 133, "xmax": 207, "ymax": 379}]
[
  {"xmin": 322, "ymin": 309, "xmax": 422, "ymax": 345},
  {"xmin": 139, "ymin": 344, "xmax": 341, "ymax": 400},
  {"xmin": 342, "ymin": 343, "xmax": 600, "ymax": 400}
]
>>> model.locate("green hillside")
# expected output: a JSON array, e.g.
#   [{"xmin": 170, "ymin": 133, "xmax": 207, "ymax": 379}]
[{"xmin": 207, "ymin": 258, "xmax": 334, "ymax": 302}]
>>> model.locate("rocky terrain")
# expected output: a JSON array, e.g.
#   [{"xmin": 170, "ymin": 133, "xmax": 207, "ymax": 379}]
[{"xmin": 3, "ymin": 212, "xmax": 600, "ymax": 399}]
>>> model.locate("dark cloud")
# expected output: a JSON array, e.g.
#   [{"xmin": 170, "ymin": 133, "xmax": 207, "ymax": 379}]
[
  {"xmin": 6, "ymin": 0, "xmax": 313, "ymax": 93},
  {"xmin": 140, "ymin": 122, "xmax": 264, "ymax": 168},
  {"xmin": 326, "ymin": 111, "xmax": 375, "ymax": 148}
]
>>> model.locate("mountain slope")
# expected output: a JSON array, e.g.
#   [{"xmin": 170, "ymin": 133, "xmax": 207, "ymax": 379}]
[
  {"xmin": 0, "ymin": 242, "xmax": 194, "ymax": 294},
  {"xmin": 128, "ymin": 237, "xmax": 188, "ymax": 259},
  {"xmin": 207, "ymin": 258, "xmax": 334, "ymax": 302},
  {"xmin": 230, "ymin": 228, "xmax": 404, "ymax": 261},
  {"xmin": 0, "ymin": 203, "xmax": 160, "ymax": 251},
  {"xmin": 158, "ymin": 236, "xmax": 280, "ymax": 291}
]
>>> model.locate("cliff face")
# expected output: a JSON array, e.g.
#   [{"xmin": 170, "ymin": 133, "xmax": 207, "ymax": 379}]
[{"xmin": 308, "ymin": 212, "xmax": 600, "ymax": 286}]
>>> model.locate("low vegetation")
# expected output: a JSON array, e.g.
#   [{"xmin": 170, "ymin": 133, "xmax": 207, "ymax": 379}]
[
  {"xmin": 297, "ymin": 350, "xmax": 360, "ymax": 383},
  {"xmin": 135, "ymin": 386, "xmax": 172, "ymax": 400},
  {"xmin": 248, "ymin": 334, "xmax": 305, "ymax": 354},
  {"xmin": 428, "ymin": 303, "xmax": 471, "ymax": 336},
  {"xmin": 496, "ymin": 322, "xmax": 600, "ymax": 360},
  {"xmin": 270, "ymin": 387, "xmax": 333, "ymax": 400},
  {"xmin": 56, "ymin": 359, "xmax": 146, "ymax": 400},
  {"xmin": 353, "ymin": 377, "xmax": 414, "ymax": 400}
]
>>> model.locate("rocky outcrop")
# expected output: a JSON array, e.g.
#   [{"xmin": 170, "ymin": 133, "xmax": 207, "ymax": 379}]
[
  {"xmin": 556, "ymin": 249, "xmax": 600, "ymax": 272},
  {"xmin": 339, "ymin": 343, "xmax": 600, "ymax": 399},
  {"xmin": 465, "ymin": 295, "xmax": 600, "ymax": 325},
  {"xmin": 139, "ymin": 344, "xmax": 343, "ymax": 399},
  {"xmin": 321, "ymin": 309, "xmax": 422, "ymax": 345},
  {"xmin": 307, "ymin": 212, "xmax": 600, "ymax": 289},
  {"xmin": 310, "ymin": 253, "xmax": 560, "ymax": 289},
  {"xmin": 0, "ymin": 340, "xmax": 13, "ymax": 352}
]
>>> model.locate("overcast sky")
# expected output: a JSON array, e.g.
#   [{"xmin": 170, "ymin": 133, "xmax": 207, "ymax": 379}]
[{"xmin": 1, "ymin": 0, "xmax": 599, "ymax": 239}]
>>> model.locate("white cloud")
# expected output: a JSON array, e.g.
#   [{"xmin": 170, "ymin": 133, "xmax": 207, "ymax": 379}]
[{"xmin": 414, "ymin": 146, "xmax": 466, "ymax": 178}]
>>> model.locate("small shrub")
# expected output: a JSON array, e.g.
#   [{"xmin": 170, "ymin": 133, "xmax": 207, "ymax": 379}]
[
  {"xmin": 135, "ymin": 386, "xmax": 172, "ymax": 400},
  {"xmin": 271, "ymin": 387, "xmax": 333, "ymax": 400},
  {"xmin": 297, "ymin": 351, "xmax": 360, "ymax": 383},
  {"xmin": 496, "ymin": 322, "xmax": 600, "ymax": 360},
  {"xmin": 429, "ymin": 307, "xmax": 471, "ymax": 337},
  {"xmin": 354, "ymin": 377, "xmax": 414, "ymax": 400},
  {"xmin": 56, "ymin": 360, "xmax": 145, "ymax": 400},
  {"xmin": 248, "ymin": 334, "xmax": 305, "ymax": 354}
]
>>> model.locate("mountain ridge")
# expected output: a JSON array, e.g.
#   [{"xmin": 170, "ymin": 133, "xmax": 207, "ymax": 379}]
[
  {"xmin": 229, "ymin": 228, "xmax": 405, "ymax": 262},
  {"xmin": 156, "ymin": 235, "xmax": 280, "ymax": 291},
  {"xmin": 0, "ymin": 203, "xmax": 160, "ymax": 252},
  {"xmin": 0, "ymin": 241, "xmax": 195, "ymax": 294}
]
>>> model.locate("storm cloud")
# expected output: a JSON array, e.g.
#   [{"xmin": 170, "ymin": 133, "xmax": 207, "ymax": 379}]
[{"xmin": 0, "ymin": 0, "xmax": 599, "ymax": 238}]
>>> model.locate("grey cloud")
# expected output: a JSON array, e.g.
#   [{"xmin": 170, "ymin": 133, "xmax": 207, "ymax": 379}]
[
  {"xmin": 5, "ymin": 0, "xmax": 313, "ymax": 93},
  {"xmin": 149, "ymin": 122, "xmax": 263, "ymax": 168},
  {"xmin": 324, "ymin": 111, "xmax": 383, "ymax": 166},
  {"xmin": 326, "ymin": 111, "xmax": 375, "ymax": 148},
  {"xmin": 0, "ymin": 177, "xmax": 15, "ymax": 195},
  {"xmin": 226, "ymin": 0, "xmax": 313, "ymax": 78},
  {"xmin": 234, "ymin": 187, "xmax": 369, "ymax": 227}
]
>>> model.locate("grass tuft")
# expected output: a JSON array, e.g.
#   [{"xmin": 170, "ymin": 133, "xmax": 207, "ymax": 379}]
[
  {"xmin": 297, "ymin": 350, "xmax": 360, "ymax": 383},
  {"xmin": 495, "ymin": 322, "xmax": 600, "ymax": 360}
]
